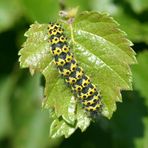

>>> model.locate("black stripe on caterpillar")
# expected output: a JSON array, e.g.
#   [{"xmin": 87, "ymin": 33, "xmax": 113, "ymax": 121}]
[{"xmin": 48, "ymin": 22, "xmax": 103, "ymax": 116}]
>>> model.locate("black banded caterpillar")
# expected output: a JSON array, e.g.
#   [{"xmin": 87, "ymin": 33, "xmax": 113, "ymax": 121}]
[{"xmin": 48, "ymin": 22, "xmax": 103, "ymax": 116}]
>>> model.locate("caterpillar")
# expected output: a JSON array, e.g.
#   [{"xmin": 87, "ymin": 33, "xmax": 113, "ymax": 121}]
[{"xmin": 48, "ymin": 22, "xmax": 103, "ymax": 116}]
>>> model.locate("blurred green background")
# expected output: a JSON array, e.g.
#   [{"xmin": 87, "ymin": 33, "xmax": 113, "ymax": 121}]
[{"xmin": 0, "ymin": 0, "xmax": 148, "ymax": 148}]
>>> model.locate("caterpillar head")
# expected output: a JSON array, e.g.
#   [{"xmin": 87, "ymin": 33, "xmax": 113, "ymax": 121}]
[
  {"xmin": 49, "ymin": 27, "xmax": 64, "ymax": 36},
  {"xmin": 48, "ymin": 23, "xmax": 61, "ymax": 31}
]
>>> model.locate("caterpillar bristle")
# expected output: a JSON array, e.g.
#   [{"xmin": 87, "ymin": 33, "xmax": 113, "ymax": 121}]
[{"xmin": 48, "ymin": 23, "xmax": 103, "ymax": 116}]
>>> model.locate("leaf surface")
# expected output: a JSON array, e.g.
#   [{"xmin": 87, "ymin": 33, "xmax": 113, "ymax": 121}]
[{"xmin": 70, "ymin": 11, "xmax": 136, "ymax": 118}]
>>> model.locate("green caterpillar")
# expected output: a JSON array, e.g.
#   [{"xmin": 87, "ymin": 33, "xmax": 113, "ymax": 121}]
[{"xmin": 48, "ymin": 22, "xmax": 103, "ymax": 116}]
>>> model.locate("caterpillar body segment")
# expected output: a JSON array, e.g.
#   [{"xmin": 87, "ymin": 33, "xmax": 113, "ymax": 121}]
[{"xmin": 48, "ymin": 22, "xmax": 103, "ymax": 115}]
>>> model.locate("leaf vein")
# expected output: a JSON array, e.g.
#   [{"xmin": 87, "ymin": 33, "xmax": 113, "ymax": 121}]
[
  {"xmin": 74, "ymin": 41, "xmax": 129, "ymax": 88},
  {"xmin": 76, "ymin": 29, "xmax": 132, "ymax": 60}
]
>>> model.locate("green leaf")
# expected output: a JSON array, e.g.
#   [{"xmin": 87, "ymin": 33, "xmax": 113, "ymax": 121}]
[
  {"xmin": 18, "ymin": 22, "xmax": 52, "ymax": 75},
  {"xmin": 19, "ymin": 11, "xmax": 136, "ymax": 138},
  {"xmin": 50, "ymin": 118, "xmax": 75, "ymax": 138},
  {"xmin": 50, "ymin": 105, "xmax": 90, "ymax": 138},
  {"xmin": 0, "ymin": 0, "xmax": 22, "ymax": 32},
  {"xmin": 70, "ymin": 11, "xmax": 136, "ymax": 118},
  {"xmin": 43, "ymin": 74, "xmax": 77, "ymax": 124},
  {"xmin": 19, "ymin": 23, "xmax": 90, "ymax": 138}
]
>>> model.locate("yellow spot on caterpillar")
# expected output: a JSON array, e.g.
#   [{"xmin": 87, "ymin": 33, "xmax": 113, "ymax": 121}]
[
  {"xmin": 70, "ymin": 61, "xmax": 77, "ymax": 72},
  {"xmin": 87, "ymin": 87, "xmax": 96, "ymax": 97},
  {"xmin": 72, "ymin": 84, "xmax": 83, "ymax": 92},
  {"xmin": 59, "ymin": 35, "xmax": 67, "ymax": 42},
  {"xmin": 48, "ymin": 22, "xmax": 103, "ymax": 115},
  {"xmin": 50, "ymin": 37, "xmax": 60, "ymax": 44},
  {"xmin": 48, "ymin": 23, "xmax": 61, "ymax": 31},
  {"xmin": 52, "ymin": 47, "xmax": 62, "ymax": 56},
  {"xmin": 76, "ymin": 67, "xmax": 84, "ymax": 79},
  {"xmin": 49, "ymin": 28, "xmax": 64, "ymax": 36},
  {"xmin": 54, "ymin": 58, "xmax": 66, "ymax": 66},
  {"xmin": 79, "ymin": 93, "xmax": 88, "ymax": 100},
  {"xmin": 83, "ymin": 95, "xmax": 99, "ymax": 106},
  {"xmin": 82, "ymin": 76, "xmax": 90, "ymax": 87},
  {"xmin": 62, "ymin": 45, "xmax": 70, "ymax": 53},
  {"xmin": 65, "ymin": 53, "xmax": 73, "ymax": 63},
  {"xmin": 59, "ymin": 68, "xmax": 71, "ymax": 76},
  {"xmin": 66, "ymin": 77, "xmax": 77, "ymax": 84}
]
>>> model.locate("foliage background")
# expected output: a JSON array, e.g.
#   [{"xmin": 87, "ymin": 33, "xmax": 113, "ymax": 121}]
[{"xmin": 0, "ymin": 0, "xmax": 148, "ymax": 148}]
